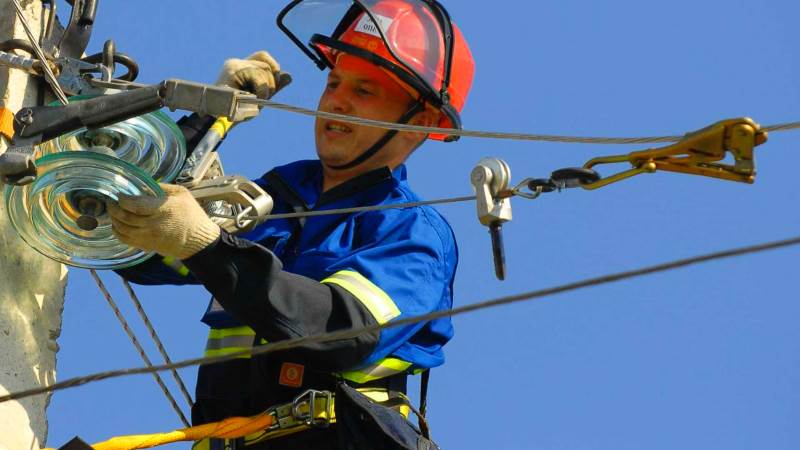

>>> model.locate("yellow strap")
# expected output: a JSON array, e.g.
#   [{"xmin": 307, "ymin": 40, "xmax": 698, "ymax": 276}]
[
  {"xmin": 0, "ymin": 107, "xmax": 14, "ymax": 140},
  {"xmin": 43, "ymin": 390, "xmax": 405, "ymax": 450},
  {"xmin": 43, "ymin": 413, "xmax": 274, "ymax": 450}
]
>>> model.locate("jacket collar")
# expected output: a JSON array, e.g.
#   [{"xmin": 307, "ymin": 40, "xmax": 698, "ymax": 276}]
[{"xmin": 268, "ymin": 160, "xmax": 405, "ymax": 209}]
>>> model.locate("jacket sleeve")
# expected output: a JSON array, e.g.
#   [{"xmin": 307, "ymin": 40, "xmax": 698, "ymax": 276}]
[
  {"xmin": 115, "ymin": 255, "xmax": 203, "ymax": 286},
  {"xmin": 182, "ymin": 207, "xmax": 456, "ymax": 373},
  {"xmin": 182, "ymin": 231, "xmax": 381, "ymax": 371},
  {"xmin": 320, "ymin": 207, "xmax": 456, "ymax": 370}
]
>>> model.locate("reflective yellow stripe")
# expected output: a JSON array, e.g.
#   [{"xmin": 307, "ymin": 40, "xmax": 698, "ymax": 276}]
[
  {"xmin": 162, "ymin": 256, "xmax": 190, "ymax": 276},
  {"xmin": 340, "ymin": 357, "xmax": 412, "ymax": 384},
  {"xmin": 206, "ymin": 335, "xmax": 256, "ymax": 351},
  {"xmin": 210, "ymin": 117, "xmax": 234, "ymax": 137},
  {"xmin": 207, "ymin": 326, "xmax": 255, "ymax": 339},
  {"xmin": 204, "ymin": 326, "xmax": 260, "ymax": 359},
  {"xmin": 321, "ymin": 270, "xmax": 400, "ymax": 324},
  {"xmin": 204, "ymin": 347, "xmax": 254, "ymax": 359}
]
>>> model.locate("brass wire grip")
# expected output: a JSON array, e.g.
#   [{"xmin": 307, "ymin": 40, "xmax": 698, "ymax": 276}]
[{"xmin": 580, "ymin": 118, "xmax": 768, "ymax": 190}]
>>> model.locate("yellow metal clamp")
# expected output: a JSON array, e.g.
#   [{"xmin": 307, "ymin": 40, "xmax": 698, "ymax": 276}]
[{"xmin": 581, "ymin": 118, "xmax": 768, "ymax": 190}]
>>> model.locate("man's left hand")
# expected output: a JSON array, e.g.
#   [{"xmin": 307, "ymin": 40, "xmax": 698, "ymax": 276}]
[{"xmin": 108, "ymin": 183, "xmax": 221, "ymax": 260}]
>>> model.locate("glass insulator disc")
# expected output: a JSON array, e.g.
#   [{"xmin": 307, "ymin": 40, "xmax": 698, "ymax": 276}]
[
  {"xmin": 37, "ymin": 99, "xmax": 186, "ymax": 182},
  {"xmin": 4, "ymin": 152, "xmax": 164, "ymax": 269}
]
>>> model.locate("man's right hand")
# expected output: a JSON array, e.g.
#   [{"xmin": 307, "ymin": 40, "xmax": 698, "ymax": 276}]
[{"xmin": 216, "ymin": 51, "xmax": 284, "ymax": 100}]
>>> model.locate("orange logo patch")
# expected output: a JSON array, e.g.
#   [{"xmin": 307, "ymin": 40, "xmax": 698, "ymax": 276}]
[{"xmin": 279, "ymin": 362, "xmax": 305, "ymax": 388}]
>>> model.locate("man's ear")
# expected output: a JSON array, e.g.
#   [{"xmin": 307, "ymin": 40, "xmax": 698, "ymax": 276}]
[
  {"xmin": 398, "ymin": 105, "xmax": 442, "ymax": 149},
  {"xmin": 411, "ymin": 106, "xmax": 442, "ymax": 128}
]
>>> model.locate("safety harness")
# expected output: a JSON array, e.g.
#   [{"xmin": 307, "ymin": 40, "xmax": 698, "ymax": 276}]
[{"xmin": 54, "ymin": 384, "xmax": 425, "ymax": 450}]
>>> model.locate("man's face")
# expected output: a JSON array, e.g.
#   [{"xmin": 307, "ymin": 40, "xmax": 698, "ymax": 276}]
[{"xmin": 315, "ymin": 56, "xmax": 415, "ymax": 168}]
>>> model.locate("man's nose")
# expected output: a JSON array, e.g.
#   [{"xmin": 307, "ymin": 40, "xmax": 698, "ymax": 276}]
[{"xmin": 323, "ymin": 85, "xmax": 352, "ymax": 113}]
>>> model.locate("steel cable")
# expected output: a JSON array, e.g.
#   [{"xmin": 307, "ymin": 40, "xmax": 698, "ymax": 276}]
[
  {"xmin": 10, "ymin": 0, "xmax": 68, "ymax": 105},
  {"xmin": 3, "ymin": 235, "xmax": 797, "ymax": 404},
  {"xmin": 89, "ymin": 271, "xmax": 191, "ymax": 427},
  {"xmin": 120, "ymin": 278, "xmax": 194, "ymax": 410},
  {"xmin": 253, "ymin": 99, "xmax": 800, "ymax": 144},
  {"xmin": 262, "ymin": 195, "xmax": 476, "ymax": 221}
]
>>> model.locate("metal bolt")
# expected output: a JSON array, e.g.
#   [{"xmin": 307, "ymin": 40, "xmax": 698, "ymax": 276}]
[{"xmin": 19, "ymin": 109, "xmax": 33, "ymax": 125}]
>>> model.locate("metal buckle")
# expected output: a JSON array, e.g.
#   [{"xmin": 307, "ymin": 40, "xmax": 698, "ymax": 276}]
[{"xmin": 291, "ymin": 389, "xmax": 333, "ymax": 428}]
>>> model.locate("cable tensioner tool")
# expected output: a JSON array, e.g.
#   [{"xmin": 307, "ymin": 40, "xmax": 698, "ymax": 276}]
[{"xmin": 580, "ymin": 118, "xmax": 768, "ymax": 190}]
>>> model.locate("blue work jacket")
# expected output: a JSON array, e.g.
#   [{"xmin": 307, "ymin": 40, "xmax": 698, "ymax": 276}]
[{"xmin": 121, "ymin": 159, "xmax": 458, "ymax": 373}]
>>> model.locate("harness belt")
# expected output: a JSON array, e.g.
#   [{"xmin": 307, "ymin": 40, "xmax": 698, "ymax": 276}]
[{"xmin": 193, "ymin": 387, "xmax": 411, "ymax": 449}]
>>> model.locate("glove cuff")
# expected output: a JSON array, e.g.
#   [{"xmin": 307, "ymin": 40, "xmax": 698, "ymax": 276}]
[{"xmin": 180, "ymin": 220, "xmax": 221, "ymax": 260}]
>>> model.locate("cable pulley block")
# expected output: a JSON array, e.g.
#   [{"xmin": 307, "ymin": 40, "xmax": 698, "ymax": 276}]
[
  {"xmin": 581, "ymin": 117, "xmax": 767, "ymax": 190},
  {"xmin": 471, "ymin": 157, "xmax": 513, "ymax": 280},
  {"xmin": 190, "ymin": 175, "xmax": 274, "ymax": 233}
]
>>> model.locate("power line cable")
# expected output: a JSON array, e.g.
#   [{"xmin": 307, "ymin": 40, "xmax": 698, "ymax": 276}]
[
  {"xmin": 252, "ymin": 98, "xmax": 800, "ymax": 144},
  {"xmin": 4, "ymin": 235, "xmax": 797, "ymax": 404},
  {"xmin": 89, "ymin": 271, "xmax": 190, "ymax": 427},
  {"xmin": 262, "ymin": 195, "xmax": 476, "ymax": 221}
]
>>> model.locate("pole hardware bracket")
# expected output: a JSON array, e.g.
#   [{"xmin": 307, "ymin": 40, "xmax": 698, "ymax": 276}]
[{"xmin": 581, "ymin": 117, "xmax": 768, "ymax": 190}]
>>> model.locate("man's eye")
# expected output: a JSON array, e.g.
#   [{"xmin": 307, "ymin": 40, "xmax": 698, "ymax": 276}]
[
  {"xmin": 326, "ymin": 81, "xmax": 339, "ymax": 90},
  {"xmin": 356, "ymin": 88, "xmax": 374, "ymax": 96}
]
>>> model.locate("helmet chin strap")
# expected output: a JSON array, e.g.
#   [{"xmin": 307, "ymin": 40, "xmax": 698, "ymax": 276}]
[{"xmin": 327, "ymin": 101, "xmax": 425, "ymax": 171}]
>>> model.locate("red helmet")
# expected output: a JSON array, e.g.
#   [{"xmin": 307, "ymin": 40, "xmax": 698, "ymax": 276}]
[{"xmin": 278, "ymin": 0, "xmax": 475, "ymax": 142}]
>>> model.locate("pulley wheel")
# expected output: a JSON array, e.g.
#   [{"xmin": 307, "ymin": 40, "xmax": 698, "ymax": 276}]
[{"xmin": 4, "ymin": 152, "xmax": 164, "ymax": 269}]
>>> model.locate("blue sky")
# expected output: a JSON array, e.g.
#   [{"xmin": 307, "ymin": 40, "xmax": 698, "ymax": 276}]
[{"xmin": 43, "ymin": 1, "xmax": 800, "ymax": 449}]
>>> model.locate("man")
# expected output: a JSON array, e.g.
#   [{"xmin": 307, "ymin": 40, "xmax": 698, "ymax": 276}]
[{"xmin": 111, "ymin": 1, "xmax": 474, "ymax": 448}]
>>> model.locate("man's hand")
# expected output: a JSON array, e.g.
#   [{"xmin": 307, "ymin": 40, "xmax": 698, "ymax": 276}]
[
  {"xmin": 108, "ymin": 183, "xmax": 220, "ymax": 260},
  {"xmin": 216, "ymin": 51, "xmax": 283, "ymax": 100}
]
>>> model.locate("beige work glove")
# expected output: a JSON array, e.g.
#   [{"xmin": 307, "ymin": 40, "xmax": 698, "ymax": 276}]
[
  {"xmin": 108, "ymin": 183, "xmax": 220, "ymax": 261},
  {"xmin": 216, "ymin": 51, "xmax": 282, "ymax": 100}
]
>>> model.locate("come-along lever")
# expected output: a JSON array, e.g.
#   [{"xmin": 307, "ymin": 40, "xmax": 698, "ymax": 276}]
[{"xmin": 580, "ymin": 118, "xmax": 768, "ymax": 190}]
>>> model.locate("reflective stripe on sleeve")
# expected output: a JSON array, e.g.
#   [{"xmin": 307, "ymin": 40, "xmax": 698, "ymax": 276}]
[
  {"xmin": 321, "ymin": 270, "xmax": 401, "ymax": 324},
  {"xmin": 340, "ymin": 357, "xmax": 413, "ymax": 384},
  {"xmin": 204, "ymin": 326, "xmax": 266, "ymax": 359},
  {"xmin": 162, "ymin": 256, "xmax": 190, "ymax": 276}
]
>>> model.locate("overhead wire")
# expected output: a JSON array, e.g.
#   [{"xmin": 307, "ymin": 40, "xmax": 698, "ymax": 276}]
[
  {"xmin": 3, "ymin": 234, "xmax": 798, "ymax": 404},
  {"xmin": 5, "ymin": 0, "xmax": 800, "ymax": 422},
  {"xmin": 120, "ymin": 278, "xmax": 194, "ymax": 410},
  {"xmin": 251, "ymin": 98, "xmax": 800, "ymax": 144},
  {"xmin": 90, "ymin": 271, "xmax": 190, "ymax": 427},
  {"xmin": 262, "ymin": 195, "xmax": 476, "ymax": 220}
]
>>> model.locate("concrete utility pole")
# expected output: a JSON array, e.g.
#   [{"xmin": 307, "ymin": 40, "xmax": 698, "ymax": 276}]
[{"xmin": 0, "ymin": 1, "xmax": 67, "ymax": 449}]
